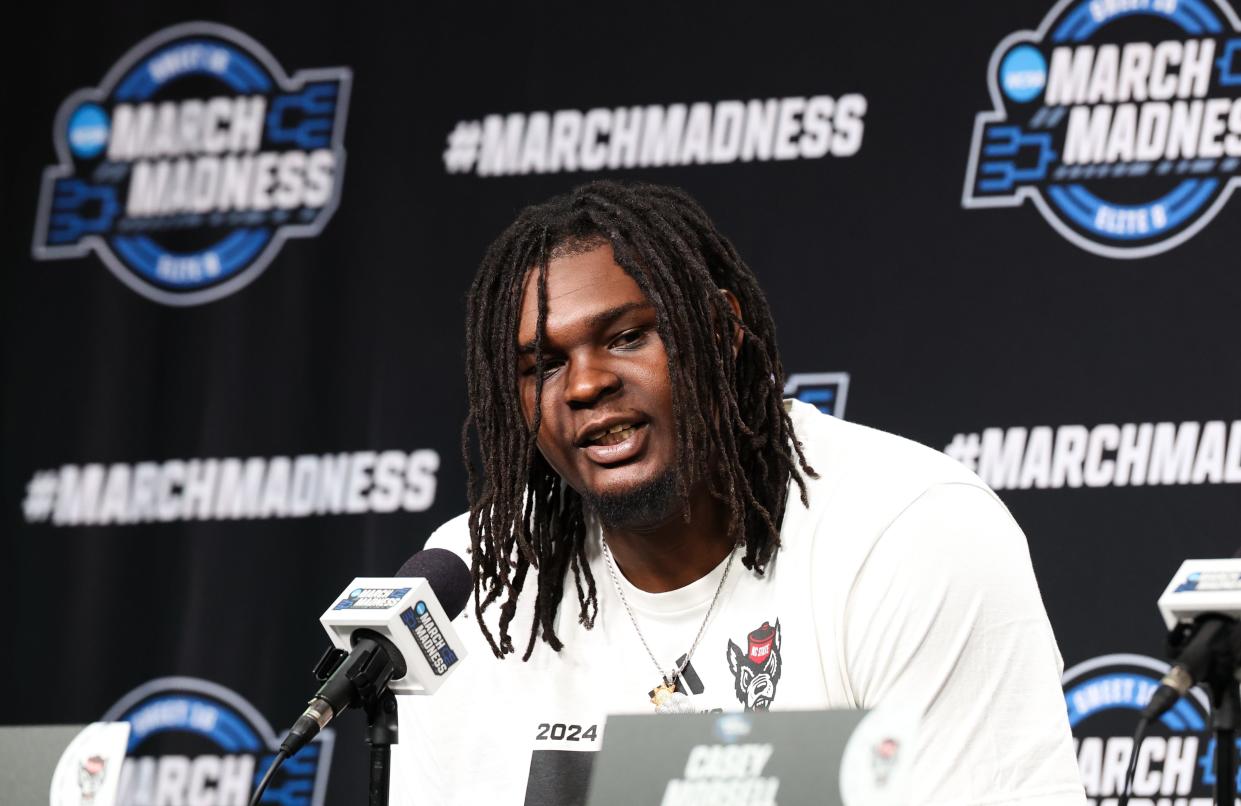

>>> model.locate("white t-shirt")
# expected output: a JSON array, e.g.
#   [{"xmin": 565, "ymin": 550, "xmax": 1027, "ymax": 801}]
[{"xmin": 391, "ymin": 400, "xmax": 1086, "ymax": 805}]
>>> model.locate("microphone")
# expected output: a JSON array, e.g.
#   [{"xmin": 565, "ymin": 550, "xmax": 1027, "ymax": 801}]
[
  {"xmin": 278, "ymin": 548, "xmax": 471, "ymax": 758},
  {"xmin": 1142, "ymin": 559, "xmax": 1241, "ymax": 720},
  {"xmin": 1141, "ymin": 616, "xmax": 1233, "ymax": 719}
]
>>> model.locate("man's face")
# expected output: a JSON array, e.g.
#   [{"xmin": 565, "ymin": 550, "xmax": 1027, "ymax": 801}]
[{"xmin": 516, "ymin": 244, "xmax": 679, "ymax": 522}]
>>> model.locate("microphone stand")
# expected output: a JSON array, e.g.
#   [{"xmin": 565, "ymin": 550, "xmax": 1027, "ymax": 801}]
[
  {"xmin": 365, "ymin": 690, "xmax": 399, "ymax": 806},
  {"xmin": 1209, "ymin": 679, "xmax": 1239, "ymax": 806},
  {"xmin": 1167, "ymin": 621, "xmax": 1241, "ymax": 806},
  {"xmin": 310, "ymin": 644, "xmax": 400, "ymax": 806}
]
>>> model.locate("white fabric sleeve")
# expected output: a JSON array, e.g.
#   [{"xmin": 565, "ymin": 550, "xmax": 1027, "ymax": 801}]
[{"xmin": 838, "ymin": 482, "xmax": 1086, "ymax": 805}]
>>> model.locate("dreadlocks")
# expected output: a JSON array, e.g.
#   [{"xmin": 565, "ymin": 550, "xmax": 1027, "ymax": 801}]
[{"xmin": 462, "ymin": 180, "xmax": 815, "ymax": 660}]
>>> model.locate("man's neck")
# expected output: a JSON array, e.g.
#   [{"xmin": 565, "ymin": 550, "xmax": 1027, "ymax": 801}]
[{"xmin": 601, "ymin": 486, "xmax": 734, "ymax": 593}]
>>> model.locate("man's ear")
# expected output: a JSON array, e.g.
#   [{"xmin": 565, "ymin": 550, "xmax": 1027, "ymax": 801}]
[{"xmin": 719, "ymin": 289, "xmax": 744, "ymax": 358}]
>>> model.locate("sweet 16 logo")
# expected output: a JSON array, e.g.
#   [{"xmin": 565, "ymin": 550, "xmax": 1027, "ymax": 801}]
[
  {"xmin": 103, "ymin": 676, "xmax": 334, "ymax": 805},
  {"xmin": 32, "ymin": 22, "xmax": 351, "ymax": 304},
  {"xmin": 964, "ymin": 0, "xmax": 1241, "ymax": 258},
  {"xmin": 1063, "ymin": 654, "xmax": 1225, "ymax": 802}
]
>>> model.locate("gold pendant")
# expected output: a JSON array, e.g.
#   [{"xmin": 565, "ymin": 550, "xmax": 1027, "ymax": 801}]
[{"xmin": 650, "ymin": 680, "xmax": 677, "ymax": 708}]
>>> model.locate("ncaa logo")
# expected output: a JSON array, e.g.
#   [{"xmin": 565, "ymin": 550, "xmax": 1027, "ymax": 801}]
[
  {"xmin": 1062, "ymin": 653, "xmax": 1222, "ymax": 801},
  {"xmin": 102, "ymin": 676, "xmax": 334, "ymax": 805},
  {"xmin": 713, "ymin": 714, "xmax": 753, "ymax": 744},
  {"xmin": 33, "ymin": 22, "xmax": 351, "ymax": 305},
  {"xmin": 784, "ymin": 372, "xmax": 849, "ymax": 418},
  {"xmin": 964, "ymin": 0, "xmax": 1241, "ymax": 258}
]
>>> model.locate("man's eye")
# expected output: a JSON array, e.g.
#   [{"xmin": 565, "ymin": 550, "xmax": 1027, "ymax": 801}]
[
  {"xmin": 611, "ymin": 329, "xmax": 647, "ymax": 349},
  {"xmin": 524, "ymin": 361, "xmax": 562, "ymax": 379}
]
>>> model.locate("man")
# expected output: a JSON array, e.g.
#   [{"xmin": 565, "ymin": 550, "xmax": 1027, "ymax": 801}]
[{"xmin": 392, "ymin": 181, "xmax": 1085, "ymax": 805}]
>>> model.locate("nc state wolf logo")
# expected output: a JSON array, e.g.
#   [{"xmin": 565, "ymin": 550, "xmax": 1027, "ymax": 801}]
[{"xmin": 726, "ymin": 620, "xmax": 782, "ymax": 711}]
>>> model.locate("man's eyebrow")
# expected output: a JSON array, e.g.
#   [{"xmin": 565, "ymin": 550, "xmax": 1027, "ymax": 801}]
[
  {"xmin": 585, "ymin": 300, "xmax": 651, "ymax": 330},
  {"xmin": 517, "ymin": 300, "xmax": 653, "ymax": 354}
]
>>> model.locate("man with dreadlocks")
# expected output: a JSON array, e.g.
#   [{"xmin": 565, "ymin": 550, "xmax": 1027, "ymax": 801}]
[{"xmin": 391, "ymin": 181, "xmax": 1084, "ymax": 805}]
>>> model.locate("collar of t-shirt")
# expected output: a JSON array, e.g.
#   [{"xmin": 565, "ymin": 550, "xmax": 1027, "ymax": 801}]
[{"xmin": 598, "ymin": 532, "xmax": 735, "ymax": 618}]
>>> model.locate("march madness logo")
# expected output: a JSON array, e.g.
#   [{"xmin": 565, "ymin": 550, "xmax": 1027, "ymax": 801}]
[
  {"xmin": 1063, "ymin": 653, "xmax": 1223, "ymax": 802},
  {"xmin": 726, "ymin": 620, "xmax": 782, "ymax": 711},
  {"xmin": 103, "ymin": 676, "xmax": 334, "ymax": 805},
  {"xmin": 964, "ymin": 0, "xmax": 1241, "ymax": 258},
  {"xmin": 33, "ymin": 22, "xmax": 351, "ymax": 305}
]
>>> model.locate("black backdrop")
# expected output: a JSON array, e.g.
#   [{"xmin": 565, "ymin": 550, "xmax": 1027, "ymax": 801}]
[{"xmin": 5, "ymin": 1, "xmax": 1240, "ymax": 803}]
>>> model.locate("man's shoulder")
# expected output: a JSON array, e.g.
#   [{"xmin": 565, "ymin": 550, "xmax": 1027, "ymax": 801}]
[
  {"xmin": 787, "ymin": 398, "xmax": 987, "ymax": 504},
  {"xmin": 424, "ymin": 511, "xmax": 472, "ymax": 557},
  {"xmin": 783, "ymin": 401, "xmax": 1027, "ymax": 596}
]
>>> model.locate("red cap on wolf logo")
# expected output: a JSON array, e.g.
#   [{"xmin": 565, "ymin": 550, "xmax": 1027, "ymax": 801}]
[{"xmin": 747, "ymin": 622, "xmax": 776, "ymax": 663}]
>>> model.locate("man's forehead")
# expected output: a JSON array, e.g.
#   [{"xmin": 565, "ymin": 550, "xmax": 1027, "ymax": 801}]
[
  {"xmin": 516, "ymin": 247, "xmax": 653, "ymax": 341},
  {"xmin": 521, "ymin": 267, "xmax": 646, "ymax": 306}
]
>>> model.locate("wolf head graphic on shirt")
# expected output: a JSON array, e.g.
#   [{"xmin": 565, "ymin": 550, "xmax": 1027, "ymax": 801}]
[{"xmin": 726, "ymin": 620, "xmax": 782, "ymax": 711}]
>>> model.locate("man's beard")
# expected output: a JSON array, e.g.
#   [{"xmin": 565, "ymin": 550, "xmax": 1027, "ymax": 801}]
[{"xmin": 581, "ymin": 465, "xmax": 682, "ymax": 530}]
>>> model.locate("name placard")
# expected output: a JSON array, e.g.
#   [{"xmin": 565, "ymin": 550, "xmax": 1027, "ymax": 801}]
[{"xmin": 587, "ymin": 708, "xmax": 914, "ymax": 806}]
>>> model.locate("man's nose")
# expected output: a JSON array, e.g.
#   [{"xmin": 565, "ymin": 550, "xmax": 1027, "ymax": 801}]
[{"xmin": 564, "ymin": 357, "xmax": 620, "ymax": 407}]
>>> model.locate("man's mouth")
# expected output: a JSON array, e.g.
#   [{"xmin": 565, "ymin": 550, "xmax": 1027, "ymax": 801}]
[
  {"xmin": 578, "ymin": 420, "xmax": 649, "ymax": 464},
  {"xmin": 588, "ymin": 423, "xmax": 641, "ymax": 447}
]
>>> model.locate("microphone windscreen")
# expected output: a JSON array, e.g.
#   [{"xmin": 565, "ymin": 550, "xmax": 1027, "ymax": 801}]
[{"xmin": 396, "ymin": 548, "xmax": 472, "ymax": 620}]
